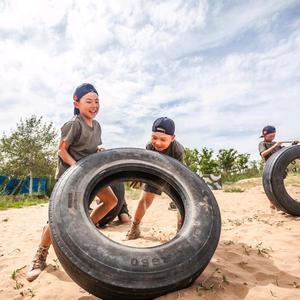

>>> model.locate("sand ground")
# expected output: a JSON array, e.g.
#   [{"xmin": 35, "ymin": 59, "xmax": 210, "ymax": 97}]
[{"xmin": 1, "ymin": 181, "xmax": 300, "ymax": 300}]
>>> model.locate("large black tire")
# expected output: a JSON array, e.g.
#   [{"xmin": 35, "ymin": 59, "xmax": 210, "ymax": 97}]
[
  {"xmin": 263, "ymin": 145, "xmax": 300, "ymax": 215},
  {"xmin": 49, "ymin": 148, "xmax": 221, "ymax": 300},
  {"xmin": 96, "ymin": 182, "xmax": 125, "ymax": 227}
]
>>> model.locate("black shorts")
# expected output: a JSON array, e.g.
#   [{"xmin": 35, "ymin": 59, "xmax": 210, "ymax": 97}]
[
  {"xmin": 118, "ymin": 201, "xmax": 130, "ymax": 216},
  {"xmin": 143, "ymin": 179, "xmax": 166, "ymax": 196}
]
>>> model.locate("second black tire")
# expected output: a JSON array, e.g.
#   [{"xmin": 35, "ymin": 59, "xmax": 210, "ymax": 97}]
[
  {"xmin": 263, "ymin": 145, "xmax": 300, "ymax": 215},
  {"xmin": 49, "ymin": 148, "xmax": 221, "ymax": 300}
]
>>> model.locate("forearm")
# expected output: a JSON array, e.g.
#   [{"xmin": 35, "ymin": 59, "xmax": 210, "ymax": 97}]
[
  {"xmin": 58, "ymin": 148, "xmax": 76, "ymax": 166},
  {"xmin": 260, "ymin": 144, "xmax": 278, "ymax": 158}
]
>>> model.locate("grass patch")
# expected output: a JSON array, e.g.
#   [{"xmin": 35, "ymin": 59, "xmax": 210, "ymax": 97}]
[
  {"xmin": 222, "ymin": 169, "xmax": 262, "ymax": 183},
  {"xmin": 11, "ymin": 265, "xmax": 27, "ymax": 280},
  {"xmin": 11, "ymin": 265, "xmax": 27, "ymax": 290},
  {"xmin": 223, "ymin": 177, "xmax": 262, "ymax": 191},
  {"xmin": 0, "ymin": 194, "xmax": 48, "ymax": 210},
  {"xmin": 224, "ymin": 187, "xmax": 245, "ymax": 193},
  {"xmin": 222, "ymin": 171, "xmax": 299, "ymax": 192}
]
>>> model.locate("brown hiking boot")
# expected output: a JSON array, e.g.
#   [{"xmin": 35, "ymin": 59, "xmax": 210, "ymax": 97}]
[
  {"xmin": 126, "ymin": 221, "xmax": 141, "ymax": 240},
  {"xmin": 26, "ymin": 245, "xmax": 49, "ymax": 282}
]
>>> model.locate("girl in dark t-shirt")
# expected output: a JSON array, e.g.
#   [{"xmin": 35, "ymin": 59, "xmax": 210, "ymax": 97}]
[{"xmin": 26, "ymin": 83, "xmax": 118, "ymax": 282}]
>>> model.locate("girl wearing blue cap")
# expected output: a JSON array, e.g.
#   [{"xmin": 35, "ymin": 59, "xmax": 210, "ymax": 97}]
[{"xmin": 26, "ymin": 83, "xmax": 118, "ymax": 282}]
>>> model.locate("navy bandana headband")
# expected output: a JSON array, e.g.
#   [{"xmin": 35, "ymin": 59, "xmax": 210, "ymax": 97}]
[{"xmin": 73, "ymin": 83, "xmax": 98, "ymax": 115}]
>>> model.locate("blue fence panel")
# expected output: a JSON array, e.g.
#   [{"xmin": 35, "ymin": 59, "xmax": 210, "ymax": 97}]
[
  {"xmin": 1, "ymin": 176, "xmax": 48, "ymax": 194},
  {"xmin": 20, "ymin": 178, "xmax": 30, "ymax": 194},
  {"xmin": 2, "ymin": 178, "xmax": 20, "ymax": 195},
  {"xmin": 39, "ymin": 178, "xmax": 47, "ymax": 193},
  {"xmin": 0, "ymin": 176, "xmax": 7, "ymax": 186},
  {"xmin": 32, "ymin": 178, "xmax": 39, "ymax": 193}
]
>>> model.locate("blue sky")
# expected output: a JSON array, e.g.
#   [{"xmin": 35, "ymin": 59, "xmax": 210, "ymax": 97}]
[{"xmin": 0, "ymin": 0, "xmax": 299, "ymax": 160}]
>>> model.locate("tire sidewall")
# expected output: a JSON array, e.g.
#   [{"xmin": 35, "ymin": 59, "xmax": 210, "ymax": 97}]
[{"xmin": 49, "ymin": 148, "xmax": 221, "ymax": 297}]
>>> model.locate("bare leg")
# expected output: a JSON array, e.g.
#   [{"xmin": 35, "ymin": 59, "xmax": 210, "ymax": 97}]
[
  {"xmin": 27, "ymin": 187, "xmax": 117, "ymax": 282},
  {"xmin": 40, "ymin": 224, "xmax": 52, "ymax": 248},
  {"xmin": 26, "ymin": 225, "xmax": 51, "ymax": 282},
  {"xmin": 90, "ymin": 186, "xmax": 118, "ymax": 224},
  {"xmin": 133, "ymin": 191, "xmax": 155, "ymax": 223},
  {"xmin": 126, "ymin": 191, "xmax": 155, "ymax": 240}
]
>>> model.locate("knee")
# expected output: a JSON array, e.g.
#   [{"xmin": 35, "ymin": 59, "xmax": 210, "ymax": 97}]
[{"xmin": 110, "ymin": 195, "xmax": 118, "ymax": 209}]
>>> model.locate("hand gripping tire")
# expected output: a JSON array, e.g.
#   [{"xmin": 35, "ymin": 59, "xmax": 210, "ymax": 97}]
[
  {"xmin": 49, "ymin": 148, "xmax": 221, "ymax": 300},
  {"xmin": 263, "ymin": 145, "xmax": 300, "ymax": 215}
]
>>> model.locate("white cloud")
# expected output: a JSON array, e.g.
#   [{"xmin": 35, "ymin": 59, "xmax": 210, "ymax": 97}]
[{"xmin": 0, "ymin": 0, "xmax": 300, "ymax": 160}]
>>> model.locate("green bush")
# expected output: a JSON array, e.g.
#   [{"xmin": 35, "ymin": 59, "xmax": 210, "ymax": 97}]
[
  {"xmin": 222, "ymin": 168, "xmax": 261, "ymax": 183},
  {"xmin": 184, "ymin": 147, "xmax": 262, "ymax": 184},
  {"xmin": 224, "ymin": 187, "xmax": 245, "ymax": 193}
]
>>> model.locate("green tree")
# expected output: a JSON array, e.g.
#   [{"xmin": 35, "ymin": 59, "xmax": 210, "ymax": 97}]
[
  {"xmin": 185, "ymin": 147, "xmax": 261, "ymax": 182},
  {"xmin": 235, "ymin": 153, "xmax": 250, "ymax": 173},
  {"xmin": 0, "ymin": 116, "xmax": 58, "ymax": 193},
  {"xmin": 217, "ymin": 148, "xmax": 238, "ymax": 175},
  {"xmin": 184, "ymin": 147, "xmax": 219, "ymax": 175},
  {"xmin": 184, "ymin": 148, "xmax": 200, "ymax": 173},
  {"xmin": 198, "ymin": 147, "xmax": 218, "ymax": 175}
]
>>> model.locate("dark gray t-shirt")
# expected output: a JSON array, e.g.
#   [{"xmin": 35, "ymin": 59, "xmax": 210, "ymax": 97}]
[
  {"xmin": 146, "ymin": 140, "xmax": 185, "ymax": 163},
  {"xmin": 143, "ymin": 140, "xmax": 185, "ymax": 195},
  {"xmin": 258, "ymin": 141, "xmax": 282, "ymax": 162},
  {"xmin": 55, "ymin": 115, "xmax": 102, "ymax": 180}
]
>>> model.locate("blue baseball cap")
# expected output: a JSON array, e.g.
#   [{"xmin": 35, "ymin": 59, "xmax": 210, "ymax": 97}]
[
  {"xmin": 260, "ymin": 125, "xmax": 276, "ymax": 138},
  {"xmin": 73, "ymin": 83, "xmax": 98, "ymax": 115},
  {"xmin": 152, "ymin": 117, "xmax": 175, "ymax": 135}
]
